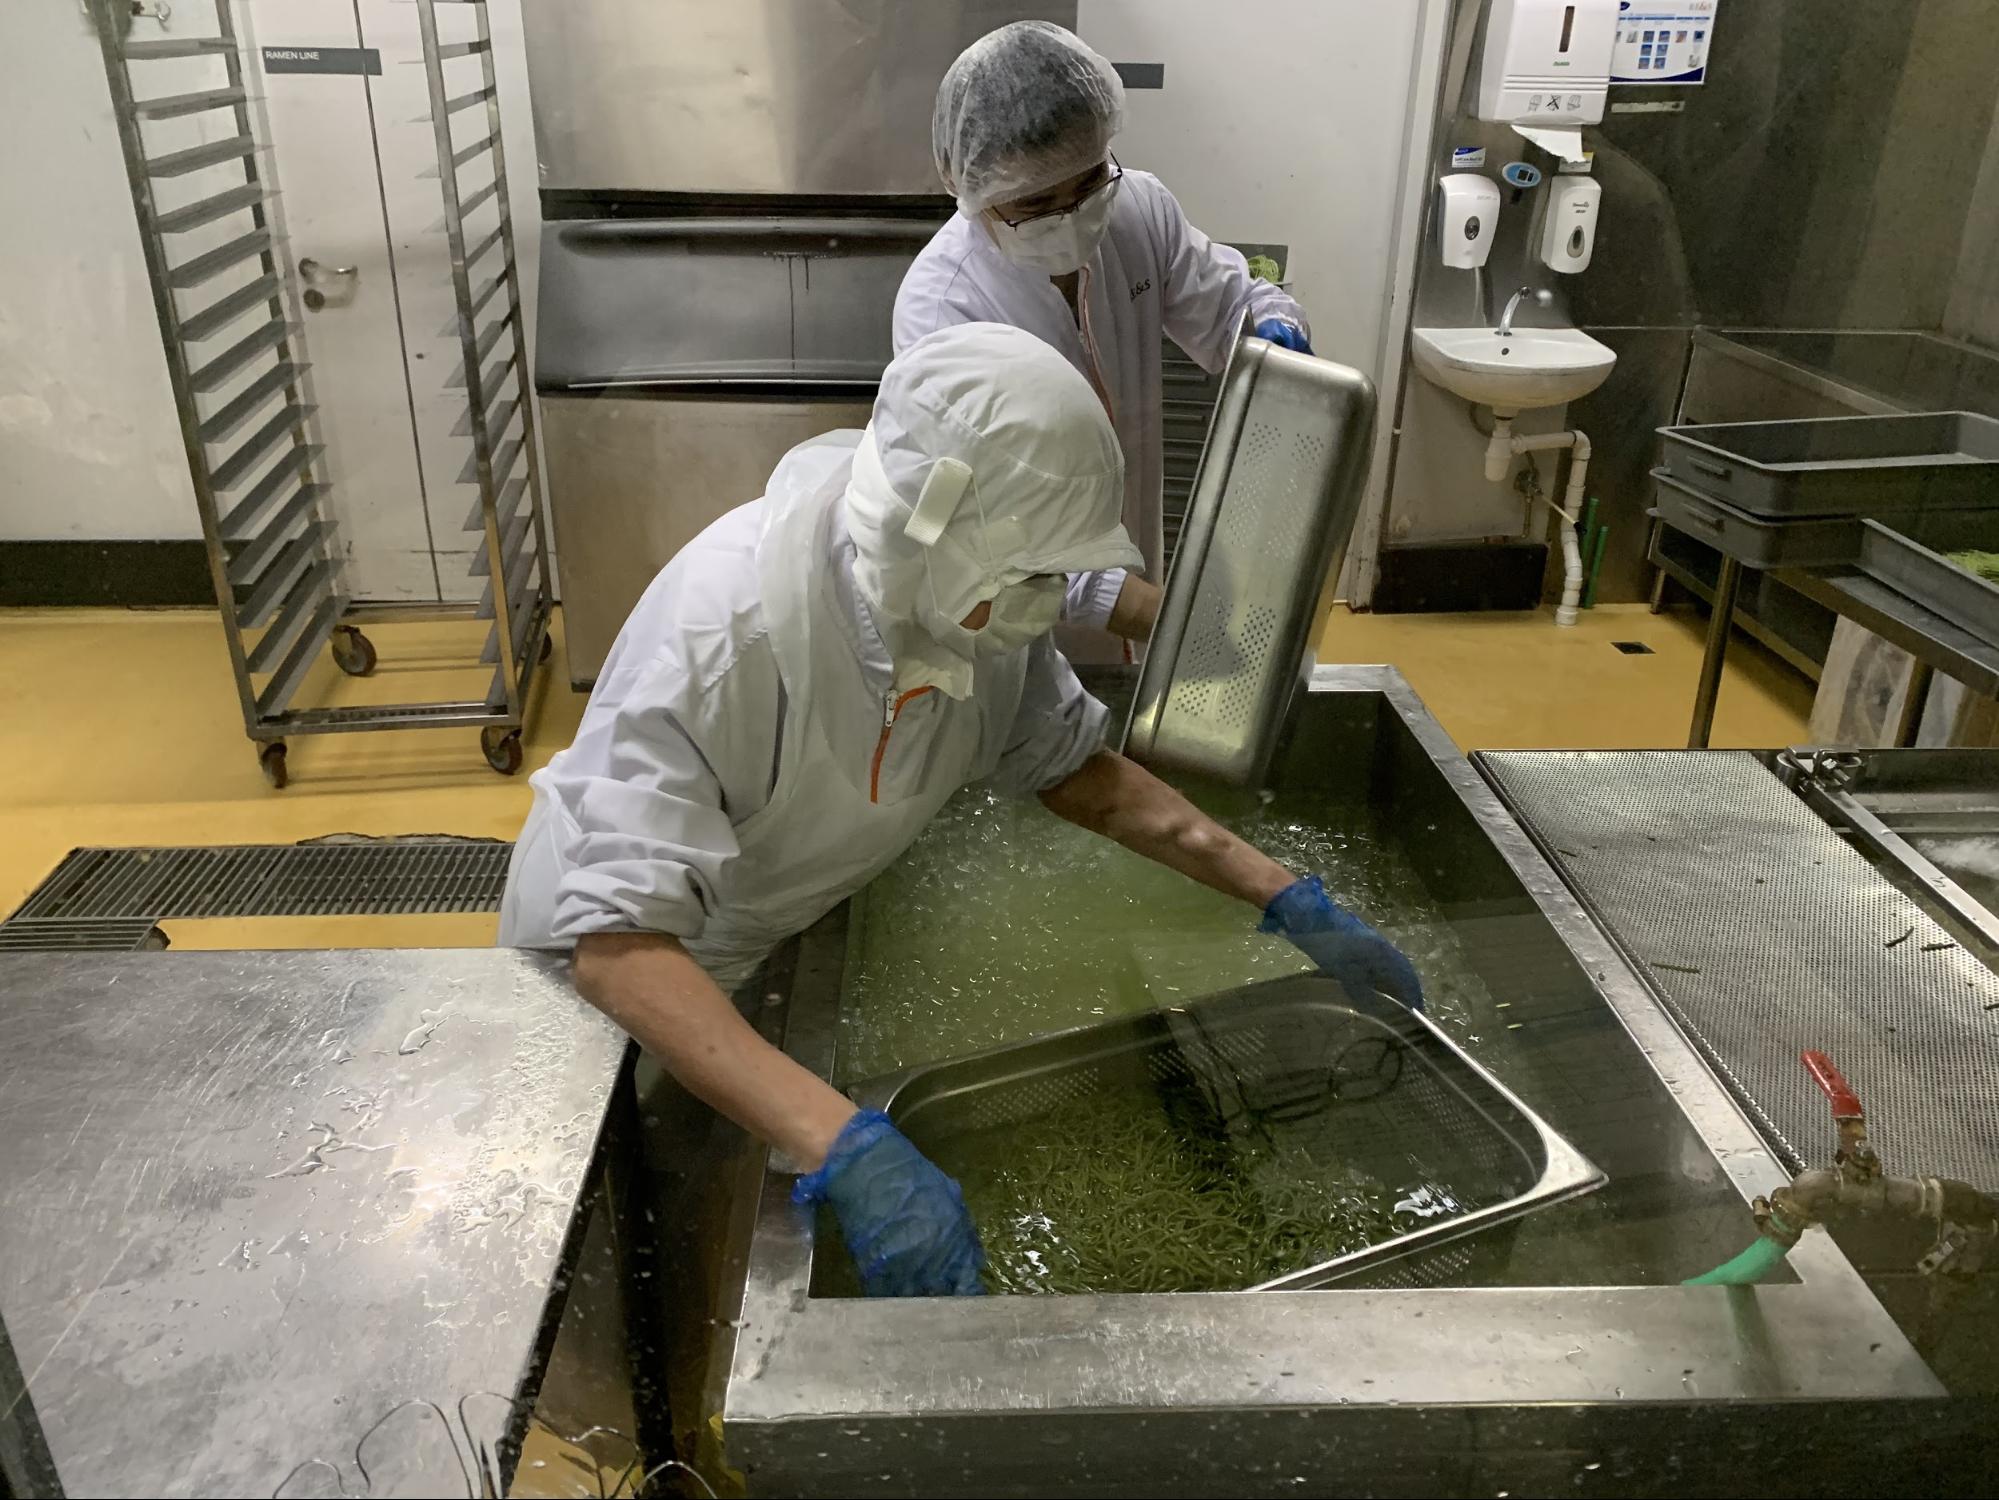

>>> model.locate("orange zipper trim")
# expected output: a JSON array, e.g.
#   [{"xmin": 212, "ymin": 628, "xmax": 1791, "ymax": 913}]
[{"xmin": 870, "ymin": 686, "xmax": 935, "ymax": 804}]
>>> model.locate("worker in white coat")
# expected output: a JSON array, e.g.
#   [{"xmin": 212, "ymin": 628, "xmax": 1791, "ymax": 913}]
[
  {"xmin": 894, "ymin": 20, "xmax": 1313, "ymax": 664},
  {"xmin": 500, "ymin": 324, "xmax": 1421, "ymax": 1297}
]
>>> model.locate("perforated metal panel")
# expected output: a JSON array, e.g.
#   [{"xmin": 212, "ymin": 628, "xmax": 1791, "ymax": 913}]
[
  {"xmin": 1481, "ymin": 750, "xmax": 1999, "ymax": 1190},
  {"xmin": 1125, "ymin": 338, "xmax": 1375, "ymax": 785}
]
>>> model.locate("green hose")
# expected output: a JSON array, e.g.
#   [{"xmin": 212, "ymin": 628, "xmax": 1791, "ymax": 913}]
[{"xmin": 1683, "ymin": 1233, "xmax": 1793, "ymax": 1285}]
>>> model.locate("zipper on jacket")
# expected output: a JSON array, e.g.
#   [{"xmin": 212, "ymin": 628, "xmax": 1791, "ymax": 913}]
[{"xmin": 870, "ymin": 686, "xmax": 936, "ymax": 804}]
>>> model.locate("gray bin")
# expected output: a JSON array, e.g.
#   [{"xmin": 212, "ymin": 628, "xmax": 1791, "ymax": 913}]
[
  {"xmin": 1651, "ymin": 470, "xmax": 1862, "ymax": 567},
  {"xmin": 1658, "ymin": 411, "xmax": 1999, "ymax": 517}
]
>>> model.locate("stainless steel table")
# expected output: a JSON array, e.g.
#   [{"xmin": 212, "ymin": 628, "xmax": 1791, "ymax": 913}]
[{"xmin": 0, "ymin": 949, "xmax": 627, "ymax": 1498}]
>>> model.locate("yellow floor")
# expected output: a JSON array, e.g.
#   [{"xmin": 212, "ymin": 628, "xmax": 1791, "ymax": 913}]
[{"xmin": 0, "ymin": 601, "xmax": 1810, "ymax": 945}]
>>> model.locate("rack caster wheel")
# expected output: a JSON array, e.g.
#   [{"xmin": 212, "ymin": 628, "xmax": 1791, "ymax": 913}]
[
  {"xmin": 332, "ymin": 626, "xmax": 377, "ymax": 677},
  {"xmin": 481, "ymin": 725, "xmax": 524, "ymax": 776},
  {"xmin": 259, "ymin": 741, "xmax": 289, "ymax": 789}
]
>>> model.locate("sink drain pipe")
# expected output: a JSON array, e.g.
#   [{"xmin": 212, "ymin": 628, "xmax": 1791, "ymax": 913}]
[{"xmin": 1485, "ymin": 420, "xmax": 1592, "ymax": 626}]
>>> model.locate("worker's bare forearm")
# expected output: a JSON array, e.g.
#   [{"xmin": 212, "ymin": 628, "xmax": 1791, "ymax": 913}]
[
  {"xmin": 571, "ymin": 931, "xmax": 855, "ymax": 1169},
  {"xmin": 1108, "ymin": 574, "xmax": 1162, "ymax": 642},
  {"xmin": 1040, "ymin": 751, "xmax": 1293, "ymax": 910}
]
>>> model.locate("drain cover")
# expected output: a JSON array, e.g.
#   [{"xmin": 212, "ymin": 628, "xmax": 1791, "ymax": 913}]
[{"xmin": 6, "ymin": 838, "xmax": 513, "ymax": 938}]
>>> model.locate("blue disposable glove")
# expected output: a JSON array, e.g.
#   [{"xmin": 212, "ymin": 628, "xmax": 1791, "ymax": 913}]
[
  {"xmin": 793, "ymin": 1110, "xmax": 986, "ymax": 1297},
  {"xmin": 1260, "ymin": 875, "xmax": 1425, "ymax": 1012},
  {"xmin": 1255, "ymin": 318, "xmax": 1313, "ymax": 354}
]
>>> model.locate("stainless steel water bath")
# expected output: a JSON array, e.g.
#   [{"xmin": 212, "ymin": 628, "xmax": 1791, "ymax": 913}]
[{"xmin": 671, "ymin": 667, "xmax": 1940, "ymax": 1496}]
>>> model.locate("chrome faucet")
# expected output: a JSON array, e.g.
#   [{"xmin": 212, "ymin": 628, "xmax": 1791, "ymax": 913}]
[{"xmin": 1497, "ymin": 286, "xmax": 1553, "ymax": 338}]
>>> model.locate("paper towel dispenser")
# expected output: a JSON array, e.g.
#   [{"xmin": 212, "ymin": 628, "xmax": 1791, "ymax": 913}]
[{"xmin": 1476, "ymin": 0, "xmax": 1617, "ymax": 161}]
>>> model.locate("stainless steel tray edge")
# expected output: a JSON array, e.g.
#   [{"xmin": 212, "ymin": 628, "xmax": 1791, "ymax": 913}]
[
  {"xmin": 1125, "ymin": 336, "xmax": 1377, "ymax": 785},
  {"xmin": 847, "ymin": 975, "xmax": 1606, "ymax": 1294}
]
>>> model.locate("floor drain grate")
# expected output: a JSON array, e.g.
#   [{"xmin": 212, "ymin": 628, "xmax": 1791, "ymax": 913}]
[
  {"xmin": 7, "ymin": 839, "xmax": 514, "ymax": 926},
  {"xmin": 0, "ymin": 919, "xmax": 166, "ymax": 952}
]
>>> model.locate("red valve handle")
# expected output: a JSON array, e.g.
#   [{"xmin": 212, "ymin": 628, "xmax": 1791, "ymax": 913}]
[{"xmin": 1802, "ymin": 1049, "xmax": 1864, "ymax": 1120}]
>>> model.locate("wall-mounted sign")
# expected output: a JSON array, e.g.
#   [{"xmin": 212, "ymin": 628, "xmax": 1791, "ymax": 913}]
[
  {"xmin": 1610, "ymin": 1, "xmax": 1717, "ymax": 86},
  {"xmin": 261, "ymin": 46, "xmax": 382, "ymax": 76}
]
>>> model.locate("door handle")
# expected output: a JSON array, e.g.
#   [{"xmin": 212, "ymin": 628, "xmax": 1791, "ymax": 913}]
[{"xmin": 299, "ymin": 257, "xmax": 358, "ymax": 284}]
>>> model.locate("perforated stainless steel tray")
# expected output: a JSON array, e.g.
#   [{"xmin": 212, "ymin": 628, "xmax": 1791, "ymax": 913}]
[
  {"xmin": 848, "ymin": 974, "xmax": 1604, "ymax": 1291},
  {"xmin": 1123, "ymin": 334, "xmax": 1376, "ymax": 786}
]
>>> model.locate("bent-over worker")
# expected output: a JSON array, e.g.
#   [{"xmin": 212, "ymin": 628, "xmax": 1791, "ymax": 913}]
[
  {"xmin": 895, "ymin": 20, "xmax": 1314, "ymax": 662},
  {"xmin": 500, "ymin": 324, "xmax": 1420, "ymax": 1298}
]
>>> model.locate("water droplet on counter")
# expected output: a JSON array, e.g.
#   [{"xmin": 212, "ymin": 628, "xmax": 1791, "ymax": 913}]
[{"xmin": 399, "ymin": 1008, "xmax": 445, "ymax": 1055}]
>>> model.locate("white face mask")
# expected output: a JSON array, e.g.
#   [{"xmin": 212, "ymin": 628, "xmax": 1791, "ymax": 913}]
[
  {"xmin": 987, "ymin": 175, "xmax": 1119, "ymax": 275},
  {"xmin": 973, "ymin": 575, "xmax": 1066, "ymax": 655}
]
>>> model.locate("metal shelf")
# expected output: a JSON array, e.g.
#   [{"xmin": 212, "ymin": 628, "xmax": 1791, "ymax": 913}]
[
  {"xmin": 452, "ymin": 394, "xmax": 516, "ymax": 443},
  {"xmin": 122, "ymin": 36, "xmax": 236, "ymax": 59},
  {"xmin": 219, "ymin": 453, "xmax": 321, "ymax": 541},
  {"xmin": 168, "ymin": 228, "xmax": 273, "ymax": 289},
  {"xmin": 227, "ymin": 485, "xmax": 320, "ymax": 586},
  {"xmin": 179, "ymin": 274, "xmax": 280, "ymax": 341},
  {"xmin": 244, "ymin": 558, "xmax": 332, "ymax": 675},
  {"xmin": 416, "ymin": 0, "xmax": 551, "ymax": 728},
  {"xmin": 89, "ymin": 0, "xmax": 555, "ymax": 776},
  {"xmin": 191, "ymin": 319, "xmax": 295, "ymax": 390},
  {"xmin": 468, "ymin": 515, "xmax": 529, "ymax": 579},
  {"xmin": 134, "ymin": 86, "xmax": 247, "ymax": 120},
  {"xmin": 198, "ymin": 362, "xmax": 303, "ymax": 445},
  {"xmin": 462, "ymin": 475, "xmax": 526, "ymax": 534},
  {"xmin": 211, "ymin": 406, "xmax": 314, "ymax": 489},
  {"xmin": 156, "ymin": 183, "xmax": 267, "ymax": 235},
  {"xmin": 146, "ymin": 134, "xmax": 257, "ymax": 178}
]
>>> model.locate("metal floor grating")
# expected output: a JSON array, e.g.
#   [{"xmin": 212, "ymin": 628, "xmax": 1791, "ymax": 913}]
[
  {"xmin": 0, "ymin": 919, "xmax": 165, "ymax": 952},
  {"xmin": 8, "ymin": 839, "xmax": 513, "ymax": 925},
  {"xmin": 1479, "ymin": 750, "xmax": 1999, "ymax": 1192}
]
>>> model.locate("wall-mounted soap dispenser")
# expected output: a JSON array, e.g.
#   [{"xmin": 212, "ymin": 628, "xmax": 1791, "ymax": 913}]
[
  {"xmin": 1540, "ymin": 174, "xmax": 1601, "ymax": 273},
  {"xmin": 1437, "ymin": 174, "xmax": 1501, "ymax": 269}
]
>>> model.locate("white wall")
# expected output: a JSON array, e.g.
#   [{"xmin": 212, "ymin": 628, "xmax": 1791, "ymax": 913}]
[
  {"xmin": 1074, "ymin": 0, "xmax": 1447, "ymax": 599},
  {"xmin": 1945, "ymin": 92, "xmax": 1999, "ymax": 350},
  {"xmin": 0, "ymin": 2, "xmax": 199, "ymax": 541},
  {"xmin": 1075, "ymin": 0, "xmax": 1425, "ymax": 387}
]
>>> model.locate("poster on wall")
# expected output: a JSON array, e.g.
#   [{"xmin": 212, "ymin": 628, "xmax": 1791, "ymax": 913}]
[{"xmin": 1610, "ymin": 0, "xmax": 1718, "ymax": 85}]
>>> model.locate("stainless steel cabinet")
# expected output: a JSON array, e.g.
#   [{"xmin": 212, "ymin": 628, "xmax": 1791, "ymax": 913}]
[
  {"xmin": 542, "ymin": 396, "xmax": 871, "ymax": 684},
  {"xmin": 521, "ymin": 0, "xmax": 1073, "ymax": 197}
]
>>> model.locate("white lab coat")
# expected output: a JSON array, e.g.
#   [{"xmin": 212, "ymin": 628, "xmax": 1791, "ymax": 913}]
[
  {"xmin": 893, "ymin": 169, "xmax": 1307, "ymax": 662},
  {"xmin": 498, "ymin": 432, "xmax": 1110, "ymax": 989}
]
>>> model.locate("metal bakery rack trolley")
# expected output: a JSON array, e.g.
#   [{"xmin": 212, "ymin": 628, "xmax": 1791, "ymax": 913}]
[{"xmin": 87, "ymin": 0, "xmax": 551, "ymax": 786}]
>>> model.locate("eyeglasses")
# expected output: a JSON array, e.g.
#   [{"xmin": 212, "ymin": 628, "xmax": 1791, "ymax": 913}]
[{"xmin": 994, "ymin": 155, "xmax": 1123, "ymax": 229}]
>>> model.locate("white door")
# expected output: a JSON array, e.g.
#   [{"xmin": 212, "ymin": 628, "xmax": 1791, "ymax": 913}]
[
  {"xmin": 252, "ymin": 0, "xmax": 440, "ymax": 600},
  {"xmin": 246, "ymin": 0, "xmax": 542, "ymax": 603}
]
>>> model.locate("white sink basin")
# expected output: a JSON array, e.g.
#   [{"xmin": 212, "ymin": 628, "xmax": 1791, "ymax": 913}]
[{"xmin": 1411, "ymin": 325, "xmax": 1617, "ymax": 415}]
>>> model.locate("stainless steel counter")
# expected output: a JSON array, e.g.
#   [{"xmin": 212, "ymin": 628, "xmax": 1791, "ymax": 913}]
[{"xmin": 0, "ymin": 948, "xmax": 626, "ymax": 1498}]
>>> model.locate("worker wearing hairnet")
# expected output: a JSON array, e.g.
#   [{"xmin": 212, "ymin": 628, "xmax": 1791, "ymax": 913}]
[
  {"xmin": 500, "ymin": 325, "xmax": 1420, "ymax": 1298},
  {"xmin": 895, "ymin": 20, "xmax": 1313, "ymax": 665}
]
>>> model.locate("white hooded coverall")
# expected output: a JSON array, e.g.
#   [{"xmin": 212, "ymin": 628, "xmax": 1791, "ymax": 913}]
[{"xmin": 499, "ymin": 325, "xmax": 1142, "ymax": 990}]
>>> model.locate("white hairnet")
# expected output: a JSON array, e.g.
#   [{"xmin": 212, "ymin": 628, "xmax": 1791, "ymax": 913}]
[
  {"xmin": 932, "ymin": 21, "xmax": 1125, "ymax": 218},
  {"xmin": 846, "ymin": 323, "xmax": 1139, "ymax": 692}
]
